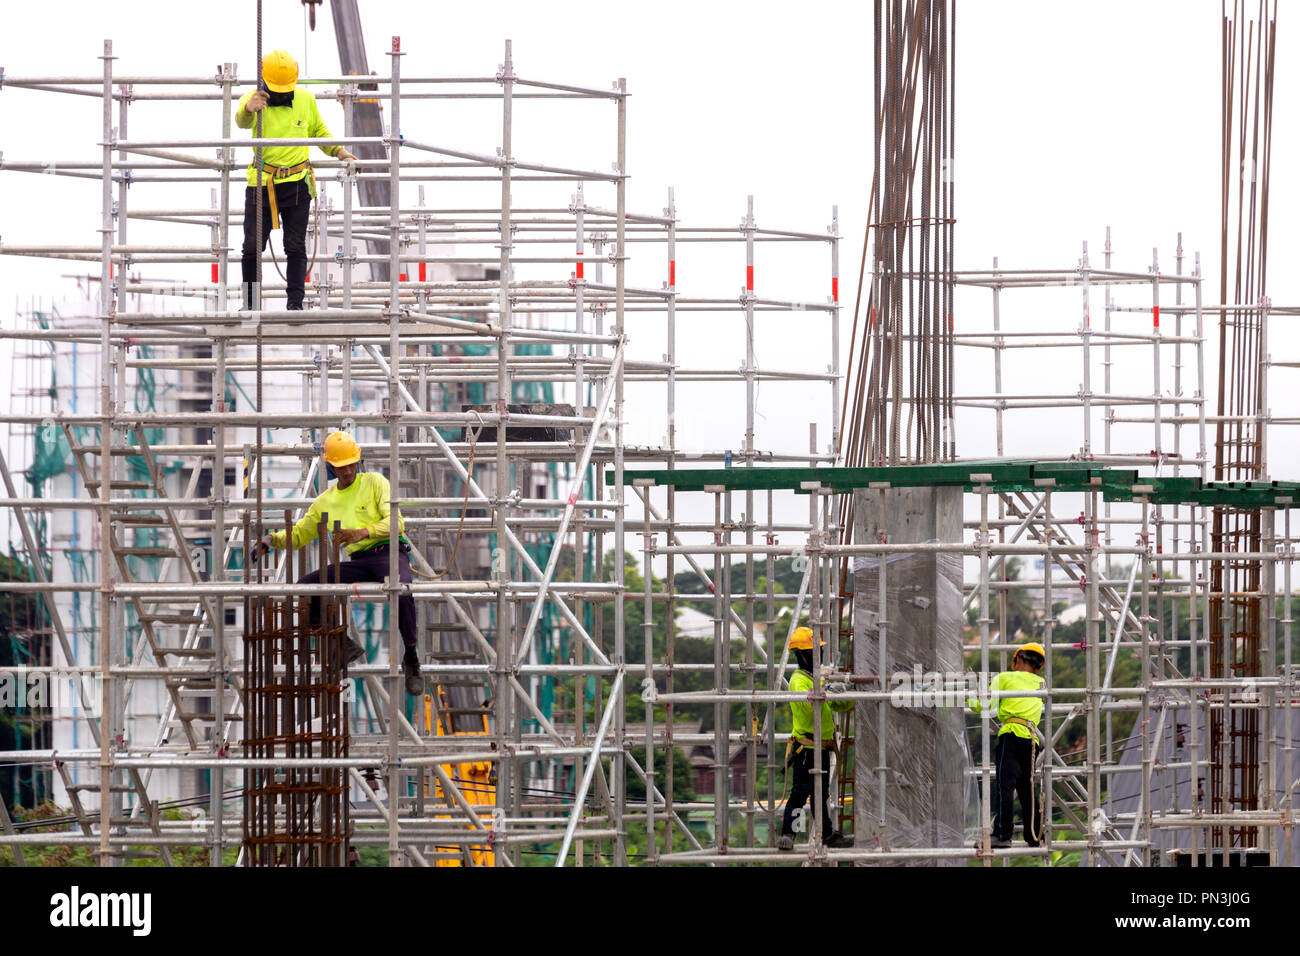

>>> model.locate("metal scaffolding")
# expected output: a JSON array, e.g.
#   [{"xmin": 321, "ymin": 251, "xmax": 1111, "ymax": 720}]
[{"xmin": 0, "ymin": 36, "xmax": 1295, "ymax": 869}]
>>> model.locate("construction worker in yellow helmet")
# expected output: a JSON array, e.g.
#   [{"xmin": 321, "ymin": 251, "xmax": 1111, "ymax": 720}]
[
  {"xmin": 249, "ymin": 432, "xmax": 424, "ymax": 696},
  {"xmin": 778, "ymin": 626, "xmax": 852, "ymax": 851},
  {"xmin": 968, "ymin": 641, "xmax": 1047, "ymax": 849},
  {"xmin": 237, "ymin": 49, "xmax": 357, "ymax": 311}
]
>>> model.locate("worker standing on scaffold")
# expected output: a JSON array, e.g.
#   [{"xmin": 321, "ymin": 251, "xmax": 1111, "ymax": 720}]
[
  {"xmin": 778, "ymin": 627, "xmax": 853, "ymax": 851},
  {"xmin": 969, "ymin": 641, "xmax": 1046, "ymax": 849},
  {"xmin": 236, "ymin": 49, "xmax": 356, "ymax": 311},
  {"xmin": 249, "ymin": 432, "xmax": 424, "ymax": 696}
]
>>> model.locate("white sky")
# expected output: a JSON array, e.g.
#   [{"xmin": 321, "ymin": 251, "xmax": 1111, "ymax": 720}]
[{"xmin": 3, "ymin": 1, "xmax": 1299, "ymax": 569}]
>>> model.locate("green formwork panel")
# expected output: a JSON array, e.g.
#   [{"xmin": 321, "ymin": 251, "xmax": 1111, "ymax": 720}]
[{"xmin": 610, "ymin": 459, "xmax": 1300, "ymax": 510}]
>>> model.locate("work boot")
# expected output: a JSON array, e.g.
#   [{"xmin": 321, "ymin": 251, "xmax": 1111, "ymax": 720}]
[
  {"xmin": 402, "ymin": 646, "xmax": 424, "ymax": 697},
  {"xmin": 342, "ymin": 636, "xmax": 366, "ymax": 668},
  {"xmin": 823, "ymin": 832, "xmax": 852, "ymax": 849},
  {"xmin": 777, "ymin": 834, "xmax": 794, "ymax": 852}
]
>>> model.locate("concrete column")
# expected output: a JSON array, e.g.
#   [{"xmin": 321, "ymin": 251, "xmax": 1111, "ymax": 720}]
[{"xmin": 853, "ymin": 486, "xmax": 968, "ymax": 864}]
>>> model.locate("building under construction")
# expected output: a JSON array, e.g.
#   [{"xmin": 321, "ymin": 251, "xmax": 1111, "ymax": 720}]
[{"xmin": 0, "ymin": 1, "xmax": 1295, "ymax": 868}]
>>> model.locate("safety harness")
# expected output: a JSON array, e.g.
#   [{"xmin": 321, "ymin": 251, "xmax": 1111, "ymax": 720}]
[
  {"xmin": 785, "ymin": 733, "xmax": 841, "ymax": 766},
  {"xmin": 259, "ymin": 160, "xmax": 317, "ymax": 230}
]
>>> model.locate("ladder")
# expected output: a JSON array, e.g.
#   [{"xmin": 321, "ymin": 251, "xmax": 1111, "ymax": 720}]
[
  {"xmin": 54, "ymin": 759, "xmax": 175, "ymax": 865},
  {"xmin": 836, "ymin": 709, "xmax": 854, "ymax": 835},
  {"xmin": 64, "ymin": 424, "xmax": 238, "ymax": 750}
]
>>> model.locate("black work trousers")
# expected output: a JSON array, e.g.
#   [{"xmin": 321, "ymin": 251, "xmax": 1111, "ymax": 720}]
[
  {"xmin": 298, "ymin": 543, "xmax": 417, "ymax": 650},
  {"xmin": 993, "ymin": 732, "xmax": 1040, "ymax": 845},
  {"xmin": 241, "ymin": 180, "xmax": 311, "ymax": 309},
  {"xmin": 782, "ymin": 745, "xmax": 836, "ymax": 838}
]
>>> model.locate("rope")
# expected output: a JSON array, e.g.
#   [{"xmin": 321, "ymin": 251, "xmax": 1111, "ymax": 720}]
[
  {"xmin": 1029, "ymin": 729, "xmax": 1045, "ymax": 845},
  {"xmin": 266, "ymin": 197, "xmax": 322, "ymax": 289}
]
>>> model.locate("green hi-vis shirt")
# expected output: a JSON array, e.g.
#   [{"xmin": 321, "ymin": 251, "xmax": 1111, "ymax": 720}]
[
  {"xmin": 235, "ymin": 87, "xmax": 341, "ymax": 188},
  {"xmin": 969, "ymin": 670, "xmax": 1046, "ymax": 739},
  {"xmin": 268, "ymin": 472, "xmax": 405, "ymax": 556},
  {"xmin": 789, "ymin": 669, "xmax": 853, "ymax": 743}
]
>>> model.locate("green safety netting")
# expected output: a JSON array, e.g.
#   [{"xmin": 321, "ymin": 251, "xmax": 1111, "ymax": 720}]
[
  {"xmin": 27, "ymin": 424, "xmax": 70, "ymax": 498},
  {"xmin": 24, "ymin": 311, "xmax": 69, "ymax": 498}
]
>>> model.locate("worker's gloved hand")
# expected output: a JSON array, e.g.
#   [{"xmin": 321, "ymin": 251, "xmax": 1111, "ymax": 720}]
[
  {"xmin": 337, "ymin": 148, "xmax": 358, "ymax": 164},
  {"xmin": 248, "ymin": 535, "xmax": 273, "ymax": 562},
  {"xmin": 826, "ymin": 682, "xmax": 849, "ymax": 695},
  {"xmin": 335, "ymin": 527, "xmax": 369, "ymax": 547},
  {"xmin": 245, "ymin": 89, "xmax": 269, "ymax": 113}
]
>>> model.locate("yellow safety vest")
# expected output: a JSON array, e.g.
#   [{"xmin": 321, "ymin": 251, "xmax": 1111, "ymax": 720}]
[{"xmin": 269, "ymin": 472, "xmax": 406, "ymax": 555}]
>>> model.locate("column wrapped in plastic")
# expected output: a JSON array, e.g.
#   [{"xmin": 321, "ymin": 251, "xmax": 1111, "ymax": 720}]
[{"xmin": 852, "ymin": 487, "xmax": 971, "ymax": 864}]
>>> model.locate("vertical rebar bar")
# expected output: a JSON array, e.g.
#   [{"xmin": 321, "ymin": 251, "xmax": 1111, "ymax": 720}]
[
  {"xmin": 97, "ymin": 37, "xmax": 116, "ymax": 869},
  {"xmin": 386, "ymin": 34, "xmax": 404, "ymax": 869}
]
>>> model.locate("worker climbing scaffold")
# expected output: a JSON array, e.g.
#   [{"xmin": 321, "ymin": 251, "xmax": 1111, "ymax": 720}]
[
  {"xmin": 249, "ymin": 432, "xmax": 424, "ymax": 696},
  {"xmin": 969, "ymin": 642, "xmax": 1047, "ymax": 850},
  {"xmin": 237, "ymin": 48, "xmax": 356, "ymax": 310},
  {"xmin": 778, "ymin": 627, "xmax": 853, "ymax": 851}
]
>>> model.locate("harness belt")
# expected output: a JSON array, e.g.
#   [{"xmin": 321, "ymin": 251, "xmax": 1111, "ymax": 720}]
[
  {"xmin": 351, "ymin": 538, "xmax": 412, "ymax": 557},
  {"xmin": 258, "ymin": 161, "xmax": 315, "ymax": 230},
  {"xmin": 786, "ymin": 734, "xmax": 840, "ymax": 766}
]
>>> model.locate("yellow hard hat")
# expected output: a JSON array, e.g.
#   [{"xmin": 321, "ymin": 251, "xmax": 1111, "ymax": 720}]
[
  {"xmin": 262, "ymin": 50, "xmax": 299, "ymax": 93},
  {"xmin": 1014, "ymin": 642, "xmax": 1046, "ymax": 660},
  {"xmin": 323, "ymin": 431, "xmax": 360, "ymax": 467},
  {"xmin": 789, "ymin": 627, "xmax": 825, "ymax": 651}
]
